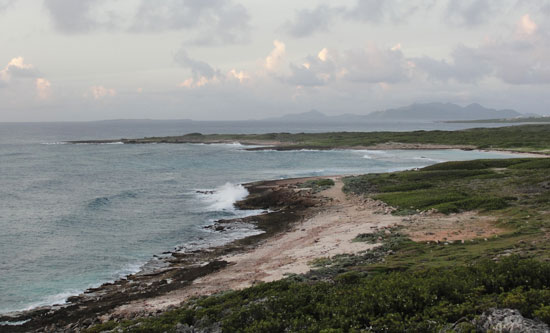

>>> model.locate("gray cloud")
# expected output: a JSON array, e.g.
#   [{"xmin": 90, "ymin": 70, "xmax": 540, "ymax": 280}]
[
  {"xmin": 131, "ymin": 0, "xmax": 251, "ymax": 45},
  {"xmin": 42, "ymin": 0, "xmax": 250, "ymax": 45},
  {"xmin": 285, "ymin": 0, "xmax": 437, "ymax": 38},
  {"xmin": 287, "ymin": 63, "xmax": 327, "ymax": 87},
  {"xmin": 0, "ymin": 0, "xmax": 16, "ymax": 12},
  {"xmin": 414, "ymin": 34, "xmax": 550, "ymax": 85},
  {"xmin": 284, "ymin": 5, "xmax": 344, "ymax": 38},
  {"xmin": 445, "ymin": 0, "xmax": 495, "ymax": 27},
  {"xmin": 284, "ymin": 0, "xmax": 521, "ymax": 38},
  {"xmin": 413, "ymin": 45, "xmax": 491, "ymax": 83},
  {"xmin": 43, "ymin": 0, "xmax": 117, "ymax": 33},
  {"xmin": 346, "ymin": 0, "xmax": 387, "ymax": 23},
  {"xmin": 343, "ymin": 46, "xmax": 410, "ymax": 83},
  {"xmin": 174, "ymin": 50, "xmax": 219, "ymax": 79}
]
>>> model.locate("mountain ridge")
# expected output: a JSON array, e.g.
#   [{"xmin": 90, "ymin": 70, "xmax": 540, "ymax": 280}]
[{"xmin": 263, "ymin": 102, "xmax": 529, "ymax": 122}]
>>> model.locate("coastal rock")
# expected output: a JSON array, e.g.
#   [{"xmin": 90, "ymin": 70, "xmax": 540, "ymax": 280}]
[{"xmin": 474, "ymin": 308, "xmax": 549, "ymax": 332}]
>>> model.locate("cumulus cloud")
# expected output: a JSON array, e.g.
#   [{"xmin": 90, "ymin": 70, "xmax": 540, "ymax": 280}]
[
  {"xmin": 35, "ymin": 78, "xmax": 52, "ymax": 99},
  {"xmin": 1, "ymin": 57, "xmax": 54, "ymax": 102},
  {"xmin": 131, "ymin": 0, "xmax": 250, "ymax": 45},
  {"xmin": 285, "ymin": 44, "xmax": 412, "ymax": 87},
  {"xmin": 175, "ymin": 50, "xmax": 249, "ymax": 88},
  {"xmin": 87, "ymin": 85, "xmax": 116, "ymax": 99},
  {"xmin": 286, "ymin": 48, "xmax": 336, "ymax": 86},
  {"xmin": 518, "ymin": 14, "xmax": 537, "ymax": 35},
  {"xmin": 265, "ymin": 40, "xmax": 286, "ymax": 72},
  {"xmin": 0, "ymin": 57, "xmax": 40, "ymax": 82},
  {"xmin": 175, "ymin": 50, "xmax": 220, "ymax": 79},
  {"xmin": 413, "ymin": 14, "xmax": 550, "ymax": 85},
  {"xmin": 342, "ymin": 44, "xmax": 411, "ymax": 83}
]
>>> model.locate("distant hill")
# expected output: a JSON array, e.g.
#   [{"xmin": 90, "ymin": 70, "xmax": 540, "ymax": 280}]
[
  {"xmin": 264, "ymin": 109, "xmax": 327, "ymax": 122},
  {"xmin": 367, "ymin": 103, "xmax": 522, "ymax": 121},
  {"xmin": 264, "ymin": 103, "xmax": 528, "ymax": 122},
  {"xmin": 445, "ymin": 116, "xmax": 550, "ymax": 124}
]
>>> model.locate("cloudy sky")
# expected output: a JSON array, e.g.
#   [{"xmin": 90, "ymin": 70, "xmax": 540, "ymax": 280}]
[{"xmin": 1, "ymin": 0, "xmax": 549, "ymax": 121}]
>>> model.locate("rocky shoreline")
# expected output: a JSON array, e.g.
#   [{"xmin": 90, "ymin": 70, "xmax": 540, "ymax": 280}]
[{"xmin": 0, "ymin": 178, "xmax": 323, "ymax": 332}]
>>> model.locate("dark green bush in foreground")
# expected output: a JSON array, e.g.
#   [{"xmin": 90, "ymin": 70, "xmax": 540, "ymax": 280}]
[{"xmin": 92, "ymin": 257, "xmax": 550, "ymax": 332}]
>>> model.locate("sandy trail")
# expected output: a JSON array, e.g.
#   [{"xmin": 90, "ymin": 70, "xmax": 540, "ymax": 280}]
[{"xmin": 111, "ymin": 178, "xmax": 402, "ymax": 317}]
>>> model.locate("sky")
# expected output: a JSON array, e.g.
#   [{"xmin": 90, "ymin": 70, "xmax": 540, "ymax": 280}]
[{"xmin": 0, "ymin": 0, "xmax": 549, "ymax": 121}]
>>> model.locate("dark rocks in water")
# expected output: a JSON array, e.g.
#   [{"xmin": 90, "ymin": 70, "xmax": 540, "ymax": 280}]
[{"xmin": 196, "ymin": 190, "xmax": 214, "ymax": 195}]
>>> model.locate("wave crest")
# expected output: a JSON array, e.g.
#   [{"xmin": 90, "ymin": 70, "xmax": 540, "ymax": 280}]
[{"xmin": 201, "ymin": 183, "xmax": 249, "ymax": 211}]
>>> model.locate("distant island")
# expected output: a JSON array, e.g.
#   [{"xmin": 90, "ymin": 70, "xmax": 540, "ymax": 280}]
[{"xmin": 262, "ymin": 102, "xmax": 533, "ymax": 123}]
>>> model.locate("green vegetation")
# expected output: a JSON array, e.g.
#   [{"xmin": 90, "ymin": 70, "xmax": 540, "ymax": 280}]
[
  {"xmin": 87, "ymin": 258, "xmax": 550, "ymax": 332},
  {"xmin": 299, "ymin": 178, "xmax": 335, "ymax": 193},
  {"xmin": 119, "ymin": 124, "xmax": 550, "ymax": 153},
  {"xmin": 87, "ymin": 158, "xmax": 550, "ymax": 332},
  {"xmin": 343, "ymin": 158, "xmax": 549, "ymax": 215},
  {"xmin": 445, "ymin": 116, "xmax": 550, "ymax": 124}
]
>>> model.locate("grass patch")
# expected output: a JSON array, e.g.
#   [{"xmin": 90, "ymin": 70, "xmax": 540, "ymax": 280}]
[
  {"xmin": 344, "ymin": 158, "xmax": 549, "ymax": 215},
  {"xmin": 299, "ymin": 178, "xmax": 335, "ymax": 193}
]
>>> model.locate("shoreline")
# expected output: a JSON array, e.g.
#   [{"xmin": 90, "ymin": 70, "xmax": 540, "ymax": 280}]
[
  {"xmin": 66, "ymin": 138, "xmax": 550, "ymax": 157},
  {"xmin": 0, "ymin": 176, "xmax": 325, "ymax": 332},
  {"xmin": 1, "ymin": 173, "xmax": 512, "ymax": 332}
]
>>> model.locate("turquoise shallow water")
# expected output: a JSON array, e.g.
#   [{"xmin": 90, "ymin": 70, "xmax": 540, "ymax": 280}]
[{"xmin": 0, "ymin": 122, "xmax": 520, "ymax": 314}]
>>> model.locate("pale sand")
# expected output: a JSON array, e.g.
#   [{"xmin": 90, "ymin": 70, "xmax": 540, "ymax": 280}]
[{"xmin": 109, "ymin": 177, "xmax": 507, "ymax": 318}]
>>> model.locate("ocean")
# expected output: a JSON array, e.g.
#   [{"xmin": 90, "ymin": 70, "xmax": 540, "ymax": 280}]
[{"xmin": 0, "ymin": 120, "xmax": 521, "ymax": 314}]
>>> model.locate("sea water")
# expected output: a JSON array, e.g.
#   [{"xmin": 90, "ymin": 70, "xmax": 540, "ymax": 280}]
[{"xmin": 0, "ymin": 121, "xmax": 521, "ymax": 314}]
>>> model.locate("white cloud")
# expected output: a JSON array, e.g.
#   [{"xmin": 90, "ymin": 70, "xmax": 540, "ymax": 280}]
[
  {"xmin": 228, "ymin": 69, "xmax": 249, "ymax": 83},
  {"xmin": 318, "ymin": 48, "xmax": 329, "ymax": 62},
  {"xmin": 87, "ymin": 85, "xmax": 116, "ymax": 99},
  {"xmin": 518, "ymin": 14, "xmax": 537, "ymax": 35},
  {"xmin": 35, "ymin": 78, "xmax": 52, "ymax": 99},
  {"xmin": 0, "ymin": 57, "xmax": 39, "ymax": 81},
  {"xmin": 265, "ymin": 40, "xmax": 286, "ymax": 72}
]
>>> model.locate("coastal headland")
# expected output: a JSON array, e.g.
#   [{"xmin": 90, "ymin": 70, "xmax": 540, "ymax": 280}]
[
  {"xmin": 2, "ymin": 125, "xmax": 550, "ymax": 332},
  {"xmin": 68, "ymin": 124, "xmax": 550, "ymax": 156}
]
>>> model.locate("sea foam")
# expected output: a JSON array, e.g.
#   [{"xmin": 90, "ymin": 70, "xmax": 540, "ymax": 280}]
[{"xmin": 202, "ymin": 182, "xmax": 249, "ymax": 211}]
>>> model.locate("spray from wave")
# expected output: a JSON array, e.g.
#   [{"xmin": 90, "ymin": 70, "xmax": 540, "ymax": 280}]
[{"xmin": 201, "ymin": 182, "xmax": 249, "ymax": 212}]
